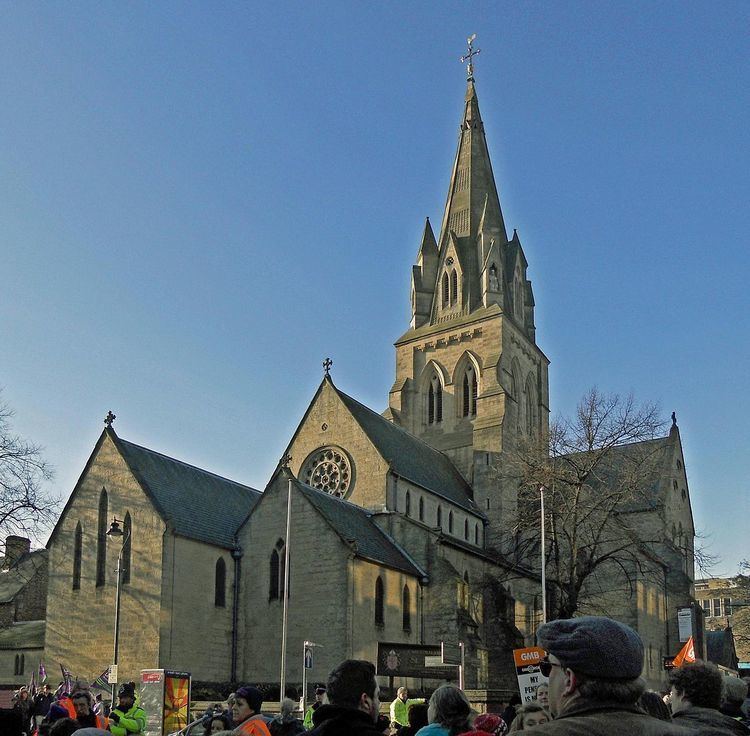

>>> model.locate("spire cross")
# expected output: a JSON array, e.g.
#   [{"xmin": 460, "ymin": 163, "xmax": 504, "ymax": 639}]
[
  {"xmin": 279, "ymin": 453, "xmax": 292, "ymax": 469},
  {"xmin": 323, "ymin": 357, "xmax": 333, "ymax": 376},
  {"xmin": 460, "ymin": 34, "xmax": 481, "ymax": 80},
  {"xmin": 104, "ymin": 410, "xmax": 116, "ymax": 427}
]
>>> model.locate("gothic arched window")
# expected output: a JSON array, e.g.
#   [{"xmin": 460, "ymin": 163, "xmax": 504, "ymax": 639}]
[
  {"xmin": 269, "ymin": 539, "xmax": 286, "ymax": 600},
  {"xmin": 402, "ymin": 584, "xmax": 411, "ymax": 631},
  {"xmin": 464, "ymin": 518, "xmax": 469, "ymax": 540},
  {"xmin": 525, "ymin": 377, "xmax": 536, "ymax": 436},
  {"xmin": 418, "ymin": 496, "xmax": 424, "ymax": 522},
  {"xmin": 450, "ymin": 270, "xmax": 458, "ymax": 304},
  {"xmin": 437, "ymin": 505, "xmax": 442, "ymax": 528},
  {"xmin": 405, "ymin": 490, "xmax": 411, "ymax": 517},
  {"xmin": 215, "ymin": 557, "xmax": 226, "ymax": 607},
  {"xmin": 96, "ymin": 489, "xmax": 108, "ymax": 587},
  {"xmin": 474, "ymin": 523, "xmax": 480, "ymax": 546},
  {"xmin": 462, "ymin": 365, "xmax": 477, "ymax": 417},
  {"xmin": 427, "ymin": 373, "xmax": 443, "ymax": 425},
  {"xmin": 449, "ymin": 511, "xmax": 454, "ymax": 534},
  {"xmin": 442, "ymin": 272, "xmax": 450, "ymax": 308},
  {"xmin": 122, "ymin": 512, "xmax": 132, "ymax": 585},
  {"xmin": 375, "ymin": 576, "xmax": 385, "ymax": 625},
  {"xmin": 72, "ymin": 522, "xmax": 82, "ymax": 591}
]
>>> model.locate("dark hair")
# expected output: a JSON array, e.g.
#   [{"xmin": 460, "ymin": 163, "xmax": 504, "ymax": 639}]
[
  {"xmin": 576, "ymin": 675, "xmax": 645, "ymax": 704},
  {"xmin": 210, "ymin": 711, "xmax": 233, "ymax": 730},
  {"xmin": 49, "ymin": 719, "xmax": 80, "ymax": 736},
  {"xmin": 408, "ymin": 703, "xmax": 429, "ymax": 729},
  {"xmin": 637, "ymin": 691, "xmax": 671, "ymax": 721},
  {"xmin": 428, "ymin": 685, "xmax": 472, "ymax": 736},
  {"xmin": 326, "ymin": 659, "xmax": 376, "ymax": 708},
  {"xmin": 669, "ymin": 661, "xmax": 723, "ymax": 709}
]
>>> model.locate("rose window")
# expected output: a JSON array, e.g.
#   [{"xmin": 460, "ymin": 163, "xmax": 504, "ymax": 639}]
[{"xmin": 301, "ymin": 447, "xmax": 353, "ymax": 498}]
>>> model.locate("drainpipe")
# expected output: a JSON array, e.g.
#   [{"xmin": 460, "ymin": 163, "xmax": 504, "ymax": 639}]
[{"xmin": 231, "ymin": 544, "xmax": 243, "ymax": 683}]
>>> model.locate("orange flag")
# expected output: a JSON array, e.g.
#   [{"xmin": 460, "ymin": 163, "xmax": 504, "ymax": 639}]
[{"xmin": 673, "ymin": 636, "xmax": 695, "ymax": 667}]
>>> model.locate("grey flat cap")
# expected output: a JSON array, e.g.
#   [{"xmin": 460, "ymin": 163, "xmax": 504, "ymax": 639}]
[{"xmin": 537, "ymin": 616, "xmax": 644, "ymax": 680}]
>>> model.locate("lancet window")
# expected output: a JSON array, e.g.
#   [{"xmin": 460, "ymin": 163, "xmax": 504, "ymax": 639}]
[
  {"xmin": 427, "ymin": 374, "xmax": 443, "ymax": 424},
  {"xmin": 462, "ymin": 365, "xmax": 477, "ymax": 417}
]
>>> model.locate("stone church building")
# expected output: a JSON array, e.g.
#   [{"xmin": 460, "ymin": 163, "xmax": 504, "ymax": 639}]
[{"xmin": 44, "ymin": 72, "xmax": 696, "ymax": 697}]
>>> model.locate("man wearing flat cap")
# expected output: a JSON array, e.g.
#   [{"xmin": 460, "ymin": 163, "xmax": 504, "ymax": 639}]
[{"xmin": 522, "ymin": 616, "xmax": 697, "ymax": 736}]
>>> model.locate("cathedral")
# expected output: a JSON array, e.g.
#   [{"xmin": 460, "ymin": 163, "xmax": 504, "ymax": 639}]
[{"xmin": 42, "ymin": 65, "xmax": 696, "ymax": 702}]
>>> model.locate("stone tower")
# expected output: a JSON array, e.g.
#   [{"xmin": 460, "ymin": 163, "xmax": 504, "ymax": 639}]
[{"xmin": 387, "ymin": 73, "xmax": 550, "ymax": 546}]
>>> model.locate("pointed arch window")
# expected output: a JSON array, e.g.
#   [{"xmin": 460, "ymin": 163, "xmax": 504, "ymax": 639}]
[
  {"xmin": 442, "ymin": 272, "xmax": 450, "ymax": 308},
  {"xmin": 427, "ymin": 373, "xmax": 443, "ymax": 425},
  {"xmin": 462, "ymin": 365, "xmax": 477, "ymax": 417},
  {"xmin": 122, "ymin": 512, "xmax": 132, "ymax": 585},
  {"xmin": 375, "ymin": 576, "xmax": 385, "ymax": 625},
  {"xmin": 450, "ymin": 270, "xmax": 458, "ymax": 304},
  {"xmin": 449, "ymin": 511, "xmax": 454, "ymax": 534},
  {"xmin": 402, "ymin": 584, "xmax": 411, "ymax": 631},
  {"xmin": 269, "ymin": 539, "xmax": 287, "ymax": 600},
  {"xmin": 72, "ymin": 522, "xmax": 82, "ymax": 591},
  {"xmin": 464, "ymin": 518, "xmax": 469, "ymax": 540},
  {"xmin": 215, "ymin": 557, "xmax": 226, "ymax": 607},
  {"xmin": 525, "ymin": 377, "xmax": 536, "ymax": 436},
  {"xmin": 418, "ymin": 496, "xmax": 424, "ymax": 522},
  {"xmin": 96, "ymin": 489, "xmax": 108, "ymax": 587},
  {"xmin": 474, "ymin": 523, "xmax": 480, "ymax": 546},
  {"xmin": 15, "ymin": 653, "xmax": 24, "ymax": 675},
  {"xmin": 437, "ymin": 506, "xmax": 442, "ymax": 528},
  {"xmin": 405, "ymin": 490, "xmax": 411, "ymax": 517}
]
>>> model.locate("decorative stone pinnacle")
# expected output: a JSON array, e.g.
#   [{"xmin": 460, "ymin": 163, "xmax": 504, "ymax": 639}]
[
  {"xmin": 671, "ymin": 411, "xmax": 677, "ymax": 428},
  {"xmin": 460, "ymin": 33, "xmax": 481, "ymax": 80},
  {"xmin": 104, "ymin": 410, "xmax": 116, "ymax": 427},
  {"xmin": 323, "ymin": 357, "xmax": 333, "ymax": 376},
  {"xmin": 279, "ymin": 453, "xmax": 292, "ymax": 469}
]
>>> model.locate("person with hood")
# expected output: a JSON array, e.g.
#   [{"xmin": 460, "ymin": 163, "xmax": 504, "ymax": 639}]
[
  {"xmin": 231, "ymin": 686, "xmax": 272, "ymax": 736},
  {"xmin": 108, "ymin": 682, "xmax": 146, "ymax": 736},
  {"xmin": 669, "ymin": 662, "xmax": 749, "ymax": 735},
  {"xmin": 308, "ymin": 659, "xmax": 382, "ymax": 736}
]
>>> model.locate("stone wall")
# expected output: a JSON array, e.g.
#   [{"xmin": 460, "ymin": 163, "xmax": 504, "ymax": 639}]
[{"xmin": 45, "ymin": 433, "xmax": 165, "ymax": 682}]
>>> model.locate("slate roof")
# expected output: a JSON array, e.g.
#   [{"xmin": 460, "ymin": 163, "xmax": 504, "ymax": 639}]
[
  {"xmin": 293, "ymin": 479, "xmax": 426, "ymax": 579},
  {"xmin": 560, "ymin": 436, "xmax": 673, "ymax": 512},
  {"xmin": 116, "ymin": 437, "xmax": 261, "ymax": 548},
  {"xmin": 334, "ymin": 386, "xmax": 482, "ymax": 516},
  {"xmin": 0, "ymin": 551, "xmax": 47, "ymax": 604},
  {"xmin": 0, "ymin": 620, "xmax": 45, "ymax": 649}
]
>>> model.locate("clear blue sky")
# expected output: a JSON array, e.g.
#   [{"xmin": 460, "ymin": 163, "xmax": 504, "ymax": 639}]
[{"xmin": 2, "ymin": 2, "xmax": 748, "ymax": 576}]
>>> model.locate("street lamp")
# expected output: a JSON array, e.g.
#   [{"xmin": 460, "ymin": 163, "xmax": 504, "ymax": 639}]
[
  {"xmin": 107, "ymin": 517, "xmax": 131, "ymax": 706},
  {"xmin": 539, "ymin": 486, "xmax": 547, "ymax": 624}
]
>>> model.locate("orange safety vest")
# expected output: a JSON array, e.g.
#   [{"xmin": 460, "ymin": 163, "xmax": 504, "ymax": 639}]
[
  {"xmin": 235, "ymin": 717, "xmax": 272, "ymax": 736},
  {"xmin": 94, "ymin": 714, "xmax": 109, "ymax": 730}
]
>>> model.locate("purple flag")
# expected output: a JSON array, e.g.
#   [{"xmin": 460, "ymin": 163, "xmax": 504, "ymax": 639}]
[{"xmin": 38, "ymin": 661, "xmax": 47, "ymax": 683}]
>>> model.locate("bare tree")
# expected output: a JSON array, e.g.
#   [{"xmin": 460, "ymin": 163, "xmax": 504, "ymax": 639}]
[
  {"xmin": 0, "ymin": 392, "xmax": 58, "ymax": 556},
  {"xmin": 510, "ymin": 388, "xmax": 679, "ymax": 619}
]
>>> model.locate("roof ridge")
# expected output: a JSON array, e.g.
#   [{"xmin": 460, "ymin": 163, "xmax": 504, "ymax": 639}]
[
  {"xmin": 118, "ymin": 437, "xmax": 260, "ymax": 494},
  {"xmin": 294, "ymin": 476, "xmax": 376, "ymax": 517},
  {"xmin": 335, "ymin": 386, "xmax": 466, "ymax": 472}
]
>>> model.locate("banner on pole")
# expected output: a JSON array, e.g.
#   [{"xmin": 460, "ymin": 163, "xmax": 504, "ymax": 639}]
[{"xmin": 513, "ymin": 646, "xmax": 547, "ymax": 703}]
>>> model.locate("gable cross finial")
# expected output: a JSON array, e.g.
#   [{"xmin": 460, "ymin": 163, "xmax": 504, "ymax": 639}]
[
  {"xmin": 323, "ymin": 357, "xmax": 333, "ymax": 376},
  {"xmin": 460, "ymin": 34, "xmax": 481, "ymax": 81},
  {"xmin": 279, "ymin": 453, "xmax": 292, "ymax": 469},
  {"xmin": 671, "ymin": 411, "xmax": 677, "ymax": 428},
  {"xmin": 104, "ymin": 410, "xmax": 116, "ymax": 427}
]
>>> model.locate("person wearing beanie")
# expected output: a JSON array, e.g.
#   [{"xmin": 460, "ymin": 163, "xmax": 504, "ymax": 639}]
[
  {"xmin": 108, "ymin": 682, "xmax": 146, "ymax": 736},
  {"xmin": 522, "ymin": 616, "xmax": 698, "ymax": 736},
  {"xmin": 669, "ymin": 662, "xmax": 749, "ymax": 735},
  {"xmin": 232, "ymin": 685, "xmax": 272, "ymax": 736}
]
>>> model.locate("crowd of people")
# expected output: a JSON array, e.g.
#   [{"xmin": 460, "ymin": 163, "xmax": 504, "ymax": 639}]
[{"xmin": 5, "ymin": 616, "xmax": 750, "ymax": 736}]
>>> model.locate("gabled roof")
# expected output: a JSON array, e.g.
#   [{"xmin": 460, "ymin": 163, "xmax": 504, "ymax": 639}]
[
  {"xmin": 115, "ymin": 436, "xmax": 261, "ymax": 548},
  {"xmin": 333, "ymin": 383, "xmax": 482, "ymax": 516},
  {"xmin": 0, "ymin": 550, "xmax": 47, "ymax": 604},
  {"xmin": 0, "ymin": 620, "xmax": 45, "ymax": 649},
  {"xmin": 292, "ymin": 477, "xmax": 426, "ymax": 579}
]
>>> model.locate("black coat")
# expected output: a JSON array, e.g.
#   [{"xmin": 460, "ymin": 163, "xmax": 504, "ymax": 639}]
[
  {"xmin": 673, "ymin": 706, "xmax": 750, "ymax": 736},
  {"xmin": 308, "ymin": 704, "xmax": 383, "ymax": 736}
]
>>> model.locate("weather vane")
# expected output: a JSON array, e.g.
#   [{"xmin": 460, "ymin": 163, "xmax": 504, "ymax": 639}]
[
  {"xmin": 461, "ymin": 34, "xmax": 481, "ymax": 80},
  {"xmin": 323, "ymin": 357, "xmax": 333, "ymax": 376}
]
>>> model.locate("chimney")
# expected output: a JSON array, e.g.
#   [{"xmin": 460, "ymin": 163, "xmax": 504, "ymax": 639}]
[{"xmin": 4, "ymin": 536, "xmax": 31, "ymax": 568}]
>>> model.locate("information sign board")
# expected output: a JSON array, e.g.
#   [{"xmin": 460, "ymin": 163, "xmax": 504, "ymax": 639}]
[{"xmin": 377, "ymin": 642, "xmax": 456, "ymax": 680}]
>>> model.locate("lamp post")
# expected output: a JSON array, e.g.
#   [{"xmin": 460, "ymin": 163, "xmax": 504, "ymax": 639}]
[
  {"xmin": 539, "ymin": 485, "xmax": 547, "ymax": 624},
  {"xmin": 107, "ymin": 517, "xmax": 131, "ymax": 706}
]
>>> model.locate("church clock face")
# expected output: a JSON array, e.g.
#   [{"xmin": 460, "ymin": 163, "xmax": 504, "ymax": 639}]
[{"xmin": 301, "ymin": 446, "xmax": 354, "ymax": 498}]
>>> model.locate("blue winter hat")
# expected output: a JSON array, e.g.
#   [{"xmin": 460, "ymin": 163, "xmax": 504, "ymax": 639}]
[{"xmin": 537, "ymin": 616, "xmax": 644, "ymax": 680}]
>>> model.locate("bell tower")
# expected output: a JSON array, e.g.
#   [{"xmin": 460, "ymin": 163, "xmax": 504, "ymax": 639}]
[{"xmin": 387, "ymin": 48, "xmax": 550, "ymax": 501}]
